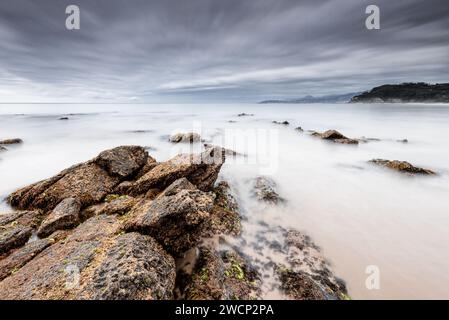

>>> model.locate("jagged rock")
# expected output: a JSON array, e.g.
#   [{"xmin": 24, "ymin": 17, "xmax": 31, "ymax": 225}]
[
  {"xmin": 0, "ymin": 238, "xmax": 53, "ymax": 281},
  {"xmin": 37, "ymin": 198, "xmax": 82, "ymax": 238},
  {"xmin": 124, "ymin": 179, "xmax": 216, "ymax": 256},
  {"xmin": 0, "ymin": 138, "xmax": 23, "ymax": 145},
  {"xmin": 81, "ymin": 195, "xmax": 137, "ymax": 220},
  {"xmin": 311, "ymin": 130, "xmax": 359, "ymax": 145},
  {"xmin": 169, "ymin": 132, "xmax": 201, "ymax": 143},
  {"xmin": 295, "ymin": 127, "xmax": 304, "ymax": 132},
  {"xmin": 94, "ymin": 146, "xmax": 149, "ymax": 179},
  {"xmin": 369, "ymin": 159, "xmax": 436, "ymax": 175},
  {"xmin": 184, "ymin": 246, "xmax": 261, "ymax": 300},
  {"xmin": 252, "ymin": 177, "xmax": 284, "ymax": 204},
  {"xmin": 8, "ymin": 146, "xmax": 149, "ymax": 211},
  {"xmin": 77, "ymin": 233, "xmax": 175, "ymax": 300},
  {"xmin": 0, "ymin": 226, "xmax": 33, "ymax": 255},
  {"xmin": 0, "ymin": 210, "xmax": 44, "ymax": 255},
  {"xmin": 123, "ymin": 147, "xmax": 225, "ymax": 195},
  {"xmin": 0, "ymin": 215, "xmax": 121, "ymax": 299}
]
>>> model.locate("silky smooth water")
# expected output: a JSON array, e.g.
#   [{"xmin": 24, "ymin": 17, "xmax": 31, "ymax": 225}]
[{"xmin": 1, "ymin": 103, "xmax": 449, "ymax": 299}]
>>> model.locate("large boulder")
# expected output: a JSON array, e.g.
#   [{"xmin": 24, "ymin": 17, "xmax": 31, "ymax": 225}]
[
  {"xmin": 369, "ymin": 159, "xmax": 436, "ymax": 175},
  {"xmin": 8, "ymin": 146, "xmax": 149, "ymax": 211},
  {"xmin": 94, "ymin": 146, "xmax": 149, "ymax": 179},
  {"xmin": 37, "ymin": 198, "xmax": 82, "ymax": 238},
  {"xmin": 122, "ymin": 147, "xmax": 225, "ymax": 195},
  {"xmin": 124, "ymin": 179, "xmax": 216, "ymax": 256},
  {"xmin": 78, "ymin": 233, "xmax": 175, "ymax": 300}
]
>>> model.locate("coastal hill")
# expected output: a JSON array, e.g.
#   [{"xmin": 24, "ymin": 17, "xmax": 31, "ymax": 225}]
[
  {"xmin": 259, "ymin": 93, "xmax": 357, "ymax": 104},
  {"xmin": 350, "ymin": 82, "xmax": 449, "ymax": 103}
]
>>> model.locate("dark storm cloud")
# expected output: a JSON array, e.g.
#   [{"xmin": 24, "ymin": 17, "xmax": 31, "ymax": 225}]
[{"xmin": 0, "ymin": 0, "xmax": 448, "ymax": 102}]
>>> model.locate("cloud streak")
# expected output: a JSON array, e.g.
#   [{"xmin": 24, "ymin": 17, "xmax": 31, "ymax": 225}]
[{"xmin": 0, "ymin": 0, "xmax": 448, "ymax": 102}]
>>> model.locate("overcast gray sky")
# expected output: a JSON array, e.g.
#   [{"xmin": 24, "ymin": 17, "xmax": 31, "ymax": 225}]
[{"xmin": 0, "ymin": 0, "xmax": 448, "ymax": 103}]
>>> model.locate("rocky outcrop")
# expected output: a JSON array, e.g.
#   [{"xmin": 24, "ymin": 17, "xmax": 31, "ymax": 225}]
[
  {"xmin": 8, "ymin": 146, "xmax": 149, "ymax": 211},
  {"xmin": 252, "ymin": 177, "xmax": 284, "ymax": 204},
  {"xmin": 350, "ymin": 82, "xmax": 449, "ymax": 103},
  {"xmin": 37, "ymin": 198, "xmax": 82, "ymax": 238},
  {"xmin": 311, "ymin": 130, "xmax": 359, "ymax": 144},
  {"xmin": 184, "ymin": 246, "xmax": 261, "ymax": 300},
  {"xmin": 0, "ymin": 138, "xmax": 23, "ymax": 145},
  {"xmin": 369, "ymin": 159, "xmax": 436, "ymax": 175},
  {"xmin": 169, "ymin": 132, "xmax": 201, "ymax": 143},
  {"xmin": 0, "ymin": 144, "xmax": 348, "ymax": 301}
]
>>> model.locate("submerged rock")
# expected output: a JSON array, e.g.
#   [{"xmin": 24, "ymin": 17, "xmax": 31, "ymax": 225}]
[
  {"xmin": 276, "ymin": 267, "xmax": 327, "ymax": 300},
  {"xmin": 237, "ymin": 113, "xmax": 254, "ymax": 117},
  {"xmin": 369, "ymin": 159, "xmax": 436, "ymax": 175},
  {"xmin": 272, "ymin": 120, "xmax": 290, "ymax": 125},
  {"xmin": 184, "ymin": 246, "xmax": 261, "ymax": 300},
  {"xmin": 0, "ymin": 146, "xmax": 7, "ymax": 151},
  {"xmin": 169, "ymin": 132, "xmax": 201, "ymax": 143},
  {"xmin": 0, "ymin": 138, "xmax": 23, "ymax": 145},
  {"xmin": 37, "ymin": 198, "xmax": 81, "ymax": 238},
  {"xmin": 295, "ymin": 127, "xmax": 304, "ymax": 132},
  {"xmin": 311, "ymin": 130, "xmax": 359, "ymax": 145},
  {"xmin": 282, "ymin": 229, "xmax": 347, "ymax": 299},
  {"xmin": 252, "ymin": 177, "xmax": 285, "ymax": 204},
  {"xmin": 59, "ymin": 117, "xmax": 69, "ymax": 120}
]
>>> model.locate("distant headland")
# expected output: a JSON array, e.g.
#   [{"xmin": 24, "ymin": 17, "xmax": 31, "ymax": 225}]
[
  {"xmin": 259, "ymin": 82, "xmax": 449, "ymax": 104},
  {"xmin": 350, "ymin": 83, "xmax": 449, "ymax": 103}
]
